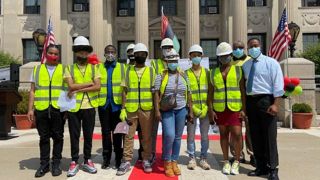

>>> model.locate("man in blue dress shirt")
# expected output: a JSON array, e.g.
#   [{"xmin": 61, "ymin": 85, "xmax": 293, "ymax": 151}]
[{"xmin": 242, "ymin": 38, "xmax": 284, "ymax": 180}]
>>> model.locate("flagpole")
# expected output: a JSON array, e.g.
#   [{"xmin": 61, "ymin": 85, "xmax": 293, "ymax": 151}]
[{"xmin": 284, "ymin": 1, "xmax": 293, "ymax": 130}]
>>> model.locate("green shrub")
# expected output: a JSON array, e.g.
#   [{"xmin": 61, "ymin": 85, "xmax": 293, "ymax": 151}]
[
  {"xmin": 0, "ymin": 51, "xmax": 20, "ymax": 67},
  {"xmin": 292, "ymin": 103, "xmax": 312, "ymax": 113},
  {"xmin": 16, "ymin": 90, "xmax": 30, "ymax": 114},
  {"xmin": 299, "ymin": 43, "xmax": 320, "ymax": 75}
]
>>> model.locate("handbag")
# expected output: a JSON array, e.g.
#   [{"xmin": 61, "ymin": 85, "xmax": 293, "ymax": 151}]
[{"xmin": 160, "ymin": 73, "xmax": 179, "ymax": 111}]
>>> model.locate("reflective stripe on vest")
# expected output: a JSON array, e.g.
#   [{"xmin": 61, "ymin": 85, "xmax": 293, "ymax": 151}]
[
  {"xmin": 212, "ymin": 65, "xmax": 242, "ymax": 112},
  {"xmin": 125, "ymin": 66, "xmax": 154, "ymax": 112},
  {"xmin": 98, "ymin": 63, "xmax": 125, "ymax": 106},
  {"xmin": 151, "ymin": 59, "xmax": 165, "ymax": 75},
  {"xmin": 34, "ymin": 64, "xmax": 64, "ymax": 111},
  {"xmin": 186, "ymin": 67, "xmax": 208, "ymax": 110},
  {"xmin": 69, "ymin": 64, "xmax": 99, "ymax": 112}
]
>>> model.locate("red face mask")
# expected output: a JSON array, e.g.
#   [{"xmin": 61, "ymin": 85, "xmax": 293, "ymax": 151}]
[{"xmin": 46, "ymin": 54, "xmax": 59, "ymax": 62}]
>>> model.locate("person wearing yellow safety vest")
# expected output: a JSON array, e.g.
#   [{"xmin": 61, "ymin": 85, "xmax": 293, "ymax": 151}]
[
  {"xmin": 27, "ymin": 44, "xmax": 65, "ymax": 178},
  {"xmin": 117, "ymin": 43, "xmax": 155, "ymax": 176},
  {"xmin": 64, "ymin": 36, "xmax": 101, "ymax": 177},
  {"xmin": 185, "ymin": 44, "xmax": 211, "ymax": 171},
  {"xmin": 208, "ymin": 42, "xmax": 246, "ymax": 176},
  {"xmin": 150, "ymin": 37, "xmax": 174, "ymax": 163},
  {"xmin": 230, "ymin": 40, "xmax": 255, "ymax": 167},
  {"xmin": 97, "ymin": 45, "xmax": 125, "ymax": 170},
  {"xmin": 154, "ymin": 49, "xmax": 193, "ymax": 177}
]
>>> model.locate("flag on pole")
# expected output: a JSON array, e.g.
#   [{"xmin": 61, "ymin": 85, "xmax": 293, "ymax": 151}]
[
  {"xmin": 41, "ymin": 17, "xmax": 56, "ymax": 64},
  {"xmin": 161, "ymin": 6, "xmax": 180, "ymax": 53},
  {"xmin": 268, "ymin": 8, "xmax": 291, "ymax": 61}
]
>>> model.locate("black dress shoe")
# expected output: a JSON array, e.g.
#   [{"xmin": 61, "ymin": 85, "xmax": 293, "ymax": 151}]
[
  {"xmin": 101, "ymin": 161, "xmax": 110, "ymax": 169},
  {"xmin": 268, "ymin": 168, "xmax": 279, "ymax": 180},
  {"xmin": 247, "ymin": 168, "xmax": 269, "ymax": 176},
  {"xmin": 51, "ymin": 161, "xmax": 62, "ymax": 176},
  {"xmin": 35, "ymin": 164, "xmax": 50, "ymax": 178}
]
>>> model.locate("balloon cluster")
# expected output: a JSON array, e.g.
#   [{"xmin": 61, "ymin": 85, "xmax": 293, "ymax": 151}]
[
  {"xmin": 88, "ymin": 53, "xmax": 100, "ymax": 65},
  {"xmin": 283, "ymin": 76, "xmax": 303, "ymax": 98}
]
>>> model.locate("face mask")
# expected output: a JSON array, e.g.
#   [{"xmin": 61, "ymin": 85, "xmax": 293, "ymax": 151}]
[
  {"xmin": 128, "ymin": 55, "xmax": 135, "ymax": 63},
  {"xmin": 233, "ymin": 48, "xmax": 244, "ymax": 58},
  {"xmin": 191, "ymin": 57, "xmax": 201, "ymax": 65},
  {"xmin": 162, "ymin": 49, "xmax": 171, "ymax": 57},
  {"xmin": 105, "ymin": 53, "xmax": 116, "ymax": 62},
  {"xmin": 219, "ymin": 56, "xmax": 232, "ymax": 65},
  {"xmin": 248, "ymin": 47, "xmax": 261, "ymax": 59},
  {"xmin": 46, "ymin": 54, "xmax": 59, "ymax": 62},
  {"xmin": 77, "ymin": 56, "xmax": 87, "ymax": 64},
  {"xmin": 135, "ymin": 56, "xmax": 146, "ymax": 64},
  {"xmin": 168, "ymin": 63, "xmax": 178, "ymax": 71}
]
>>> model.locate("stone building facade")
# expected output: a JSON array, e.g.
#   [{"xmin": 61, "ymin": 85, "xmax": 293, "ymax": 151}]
[{"xmin": 0, "ymin": 0, "xmax": 320, "ymax": 65}]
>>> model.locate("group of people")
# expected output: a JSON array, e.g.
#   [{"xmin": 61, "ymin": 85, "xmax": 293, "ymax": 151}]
[{"xmin": 27, "ymin": 36, "xmax": 283, "ymax": 180}]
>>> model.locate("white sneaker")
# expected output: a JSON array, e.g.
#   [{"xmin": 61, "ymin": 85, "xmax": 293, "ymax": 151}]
[
  {"xmin": 187, "ymin": 157, "xmax": 196, "ymax": 170},
  {"xmin": 230, "ymin": 160, "xmax": 240, "ymax": 175},
  {"xmin": 199, "ymin": 159, "xmax": 210, "ymax": 170},
  {"xmin": 222, "ymin": 161, "xmax": 231, "ymax": 175}
]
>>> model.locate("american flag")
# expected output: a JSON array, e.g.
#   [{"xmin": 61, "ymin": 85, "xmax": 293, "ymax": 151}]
[
  {"xmin": 41, "ymin": 17, "xmax": 56, "ymax": 64},
  {"xmin": 268, "ymin": 8, "xmax": 292, "ymax": 61}
]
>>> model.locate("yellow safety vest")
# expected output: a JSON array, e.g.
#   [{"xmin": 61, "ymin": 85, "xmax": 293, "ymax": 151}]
[
  {"xmin": 231, "ymin": 55, "xmax": 251, "ymax": 66},
  {"xmin": 151, "ymin": 59, "xmax": 166, "ymax": 75},
  {"xmin": 98, "ymin": 62, "xmax": 125, "ymax": 106},
  {"xmin": 125, "ymin": 66, "xmax": 155, "ymax": 112},
  {"xmin": 68, "ymin": 64, "xmax": 99, "ymax": 112},
  {"xmin": 160, "ymin": 70, "xmax": 188, "ymax": 101},
  {"xmin": 33, "ymin": 64, "xmax": 64, "ymax": 111},
  {"xmin": 211, "ymin": 65, "xmax": 242, "ymax": 112},
  {"xmin": 186, "ymin": 67, "xmax": 208, "ymax": 110}
]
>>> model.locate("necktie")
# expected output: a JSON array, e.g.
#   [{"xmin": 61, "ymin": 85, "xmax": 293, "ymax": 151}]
[{"xmin": 246, "ymin": 60, "xmax": 257, "ymax": 94}]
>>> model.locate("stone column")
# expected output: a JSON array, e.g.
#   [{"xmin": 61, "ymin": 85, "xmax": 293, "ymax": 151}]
[
  {"xmin": 232, "ymin": 0, "xmax": 247, "ymax": 45},
  {"xmin": 90, "ymin": 0, "xmax": 104, "ymax": 59},
  {"xmin": 222, "ymin": 0, "xmax": 232, "ymax": 43},
  {"xmin": 135, "ymin": 0, "xmax": 149, "ymax": 47},
  {"xmin": 186, "ymin": 0, "xmax": 200, "ymax": 49},
  {"xmin": 45, "ymin": 0, "xmax": 61, "ymax": 43},
  {"xmin": 103, "ymin": 0, "xmax": 114, "ymax": 47}
]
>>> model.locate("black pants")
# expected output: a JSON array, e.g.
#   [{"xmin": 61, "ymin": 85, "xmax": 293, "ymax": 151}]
[
  {"xmin": 247, "ymin": 95, "xmax": 279, "ymax": 169},
  {"xmin": 35, "ymin": 106, "xmax": 65, "ymax": 166},
  {"xmin": 68, "ymin": 108, "xmax": 96, "ymax": 162},
  {"xmin": 98, "ymin": 105, "xmax": 123, "ymax": 163}
]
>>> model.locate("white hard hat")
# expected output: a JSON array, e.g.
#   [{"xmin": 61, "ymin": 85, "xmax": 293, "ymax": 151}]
[
  {"xmin": 73, "ymin": 36, "xmax": 93, "ymax": 53},
  {"xmin": 188, "ymin": 44, "xmax": 203, "ymax": 55},
  {"xmin": 126, "ymin": 44, "xmax": 135, "ymax": 52},
  {"xmin": 73, "ymin": 36, "xmax": 90, "ymax": 46},
  {"xmin": 216, "ymin": 42, "xmax": 233, "ymax": 56},
  {"xmin": 133, "ymin": 43, "xmax": 148, "ymax": 54},
  {"xmin": 164, "ymin": 49, "xmax": 179, "ymax": 61},
  {"xmin": 160, "ymin": 38, "xmax": 174, "ymax": 48}
]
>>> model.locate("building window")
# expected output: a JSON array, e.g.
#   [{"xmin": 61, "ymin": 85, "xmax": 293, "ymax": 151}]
[
  {"xmin": 247, "ymin": 0, "xmax": 266, "ymax": 7},
  {"xmin": 248, "ymin": 33, "xmax": 267, "ymax": 54},
  {"xmin": 22, "ymin": 39, "xmax": 38, "ymax": 64},
  {"xmin": 303, "ymin": 33, "xmax": 320, "ymax": 50},
  {"xmin": 302, "ymin": 0, "xmax": 320, "ymax": 6},
  {"xmin": 72, "ymin": 0, "xmax": 89, "ymax": 12},
  {"xmin": 118, "ymin": 41, "xmax": 135, "ymax": 63},
  {"xmin": 24, "ymin": 0, "xmax": 40, "ymax": 14},
  {"xmin": 118, "ymin": 0, "xmax": 135, "ymax": 16},
  {"xmin": 159, "ymin": 0, "xmax": 177, "ymax": 16},
  {"xmin": 200, "ymin": 39, "xmax": 219, "ymax": 68},
  {"xmin": 200, "ymin": 0, "xmax": 219, "ymax": 14}
]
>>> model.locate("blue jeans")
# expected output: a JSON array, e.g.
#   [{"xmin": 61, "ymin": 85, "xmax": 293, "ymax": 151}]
[
  {"xmin": 161, "ymin": 107, "xmax": 187, "ymax": 161},
  {"xmin": 187, "ymin": 116, "xmax": 210, "ymax": 159}
]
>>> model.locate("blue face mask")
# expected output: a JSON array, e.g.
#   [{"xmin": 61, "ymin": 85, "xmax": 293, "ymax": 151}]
[
  {"xmin": 168, "ymin": 63, "xmax": 178, "ymax": 71},
  {"xmin": 248, "ymin": 47, "xmax": 261, "ymax": 59},
  {"xmin": 191, "ymin": 57, "xmax": 201, "ymax": 65},
  {"xmin": 219, "ymin": 56, "xmax": 232, "ymax": 65},
  {"xmin": 233, "ymin": 48, "xmax": 244, "ymax": 58}
]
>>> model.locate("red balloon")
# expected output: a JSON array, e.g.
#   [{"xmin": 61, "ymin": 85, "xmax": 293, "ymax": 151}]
[
  {"xmin": 290, "ymin": 78, "xmax": 300, "ymax": 86},
  {"xmin": 284, "ymin": 76, "xmax": 291, "ymax": 86},
  {"xmin": 88, "ymin": 53, "xmax": 100, "ymax": 65}
]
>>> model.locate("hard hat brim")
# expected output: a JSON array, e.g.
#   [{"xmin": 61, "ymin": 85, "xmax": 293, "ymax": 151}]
[
  {"xmin": 216, "ymin": 51, "xmax": 232, "ymax": 56},
  {"xmin": 72, "ymin": 45, "xmax": 93, "ymax": 53}
]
